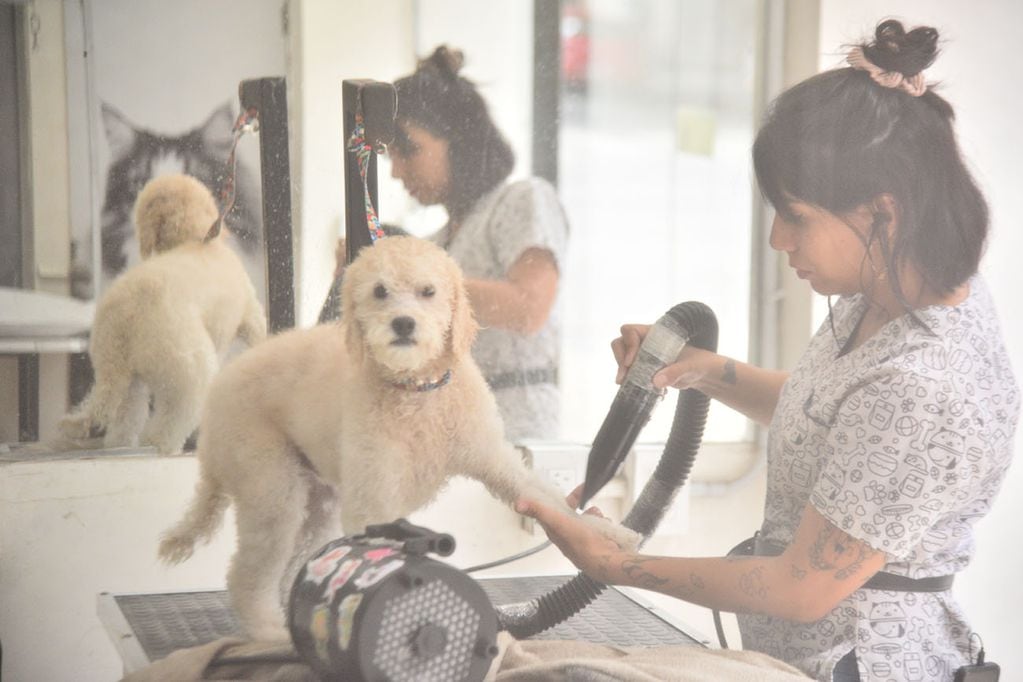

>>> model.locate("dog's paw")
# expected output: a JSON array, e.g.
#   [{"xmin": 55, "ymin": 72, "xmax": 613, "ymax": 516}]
[
  {"xmin": 579, "ymin": 514, "xmax": 642, "ymax": 552},
  {"xmin": 157, "ymin": 533, "xmax": 195, "ymax": 565},
  {"xmin": 245, "ymin": 623, "xmax": 292, "ymax": 643},
  {"xmin": 58, "ymin": 412, "xmax": 94, "ymax": 440}
]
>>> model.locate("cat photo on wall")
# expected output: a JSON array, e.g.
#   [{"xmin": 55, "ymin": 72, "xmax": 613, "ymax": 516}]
[{"xmin": 72, "ymin": 101, "xmax": 264, "ymax": 298}]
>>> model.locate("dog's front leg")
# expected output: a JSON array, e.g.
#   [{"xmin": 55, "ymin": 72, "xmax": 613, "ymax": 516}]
[
  {"xmin": 470, "ymin": 442, "xmax": 572, "ymax": 511},
  {"xmin": 462, "ymin": 439, "xmax": 642, "ymax": 551}
]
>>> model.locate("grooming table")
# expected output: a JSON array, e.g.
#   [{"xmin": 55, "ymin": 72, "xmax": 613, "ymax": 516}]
[{"xmin": 98, "ymin": 575, "xmax": 711, "ymax": 674}]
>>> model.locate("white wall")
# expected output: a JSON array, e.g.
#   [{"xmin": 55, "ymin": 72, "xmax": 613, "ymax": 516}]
[
  {"xmin": 0, "ymin": 456, "xmax": 239, "ymax": 682},
  {"xmin": 288, "ymin": 0, "xmax": 415, "ymax": 326},
  {"xmin": 818, "ymin": 1, "xmax": 1023, "ymax": 672}
]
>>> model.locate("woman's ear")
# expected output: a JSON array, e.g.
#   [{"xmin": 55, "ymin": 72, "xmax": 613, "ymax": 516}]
[{"xmin": 871, "ymin": 193, "xmax": 900, "ymax": 235}]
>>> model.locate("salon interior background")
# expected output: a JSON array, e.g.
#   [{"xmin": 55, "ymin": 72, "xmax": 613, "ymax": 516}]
[{"xmin": 1, "ymin": 0, "xmax": 1021, "ymax": 680}]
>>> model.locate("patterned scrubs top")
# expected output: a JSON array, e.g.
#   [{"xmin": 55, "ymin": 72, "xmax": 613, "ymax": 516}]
[
  {"xmin": 738, "ymin": 277, "xmax": 1019, "ymax": 681},
  {"xmin": 430, "ymin": 178, "xmax": 569, "ymax": 442}
]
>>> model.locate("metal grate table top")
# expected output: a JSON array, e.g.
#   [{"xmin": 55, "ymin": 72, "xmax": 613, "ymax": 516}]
[{"xmin": 100, "ymin": 575, "xmax": 709, "ymax": 671}]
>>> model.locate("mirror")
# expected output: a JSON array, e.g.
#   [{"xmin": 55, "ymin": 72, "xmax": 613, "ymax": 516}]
[{"xmin": 0, "ymin": 0, "xmax": 763, "ymax": 451}]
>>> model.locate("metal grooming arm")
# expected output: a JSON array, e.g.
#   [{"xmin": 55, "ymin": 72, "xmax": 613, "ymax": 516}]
[
  {"xmin": 239, "ymin": 77, "xmax": 295, "ymax": 333},
  {"xmin": 342, "ymin": 79, "xmax": 396, "ymax": 264}
]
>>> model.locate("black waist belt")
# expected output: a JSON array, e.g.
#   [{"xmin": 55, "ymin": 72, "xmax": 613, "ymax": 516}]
[
  {"xmin": 729, "ymin": 534, "xmax": 954, "ymax": 593},
  {"xmin": 486, "ymin": 367, "xmax": 558, "ymax": 391}
]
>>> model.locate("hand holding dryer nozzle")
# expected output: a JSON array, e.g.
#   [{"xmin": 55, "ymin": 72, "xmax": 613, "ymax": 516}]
[{"xmin": 579, "ymin": 305, "xmax": 694, "ymax": 507}]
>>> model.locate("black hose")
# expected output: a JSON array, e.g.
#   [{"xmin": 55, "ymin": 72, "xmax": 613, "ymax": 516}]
[{"xmin": 497, "ymin": 301, "xmax": 718, "ymax": 638}]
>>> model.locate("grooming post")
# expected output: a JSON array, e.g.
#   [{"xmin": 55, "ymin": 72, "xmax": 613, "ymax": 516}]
[
  {"xmin": 239, "ymin": 77, "xmax": 295, "ymax": 333},
  {"xmin": 342, "ymin": 79, "xmax": 396, "ymax": 264}
]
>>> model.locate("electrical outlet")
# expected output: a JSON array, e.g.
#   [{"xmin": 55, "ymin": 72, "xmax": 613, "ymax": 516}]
[
  {"xmin": 543, "ymin": 467, "xmax": 577, "ymax": 494},
  {"xmin": 519, "ymin": 442, "xmax": 588, "ymax": 490},
  {"xmin": 517, "ymin": 442, "xmax": 589, "ymax": 534}
]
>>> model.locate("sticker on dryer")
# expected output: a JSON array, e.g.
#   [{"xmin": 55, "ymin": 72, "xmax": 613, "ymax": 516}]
[
  {"xmin": 337, "ymin": 593, "xmax": 364, "ymax": 651},
  {"xmin": 305, "ymin": 546, "xmax": 352, "ymax": 584},
  {"xmin": 354, "ymin": 559, "xmax": 404, "ymax": 589}
]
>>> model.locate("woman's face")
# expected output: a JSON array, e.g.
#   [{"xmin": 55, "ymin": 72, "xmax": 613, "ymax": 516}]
[
  {"xmin": 769, "ymin": 199, "xmax": 881, "ymax": 297},
  {"xmin": 388, "ymin": 122, "xmax": 451, "ymax": 206}
]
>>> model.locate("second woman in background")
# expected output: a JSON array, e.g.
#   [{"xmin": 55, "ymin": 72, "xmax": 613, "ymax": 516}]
[{"xmin": 388, "ymin": 46, "xmax": 569, "ymax": 442}]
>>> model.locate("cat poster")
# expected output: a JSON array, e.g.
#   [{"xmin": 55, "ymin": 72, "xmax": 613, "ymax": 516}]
[{"xmin": 75, "ymin": 0, "xmax": 287, "ymax": 300}]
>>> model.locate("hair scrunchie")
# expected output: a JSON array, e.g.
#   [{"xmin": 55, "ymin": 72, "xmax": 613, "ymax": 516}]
[{"xmin": 847, "ymin": 46, "xmax": 927, "ymax": 97}]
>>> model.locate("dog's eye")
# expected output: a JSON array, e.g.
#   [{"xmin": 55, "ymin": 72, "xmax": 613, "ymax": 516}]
[
  {"xmin": 373, "ymin": 284, "xmax": 388, "ymax": 299},
  {"xmin": 420, "ymin": 285, "xmax": 436, "ymax": 298}
]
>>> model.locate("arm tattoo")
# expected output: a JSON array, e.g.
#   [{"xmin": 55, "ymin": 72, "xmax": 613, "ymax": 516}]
[
  {"xmin": 689, "ymin": 573, "xmax": 705, "ymax": 591},
  {"xmin": 809, "ymin": 526, "xmax": 877, "ymax": 580},
  {"xmin": 722, "ymin": 359, "xmax": 738, "ymax": 385},
  {"xmin": 621, "ymin": 557, "xmax": 669, "ymax": 589},
  {"xmin": 738, "ymin": 565, "xmax": 769, "ymax": 600},
  {"xmin": 790, "ymin": 564, "xmax": 807, "ymax": 581}
]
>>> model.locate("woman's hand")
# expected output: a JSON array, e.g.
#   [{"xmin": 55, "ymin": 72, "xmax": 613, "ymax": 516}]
[
  {"xmin": 611, "ymin": 324, "xmax": 716, "ymax": 390},
  {"xmin": 515, "ymin": 496, "xmax": 630, "ymax": 584},
  {"xmin": 611, "ymin": 324, "xmax": 651, "ymax": 384}
]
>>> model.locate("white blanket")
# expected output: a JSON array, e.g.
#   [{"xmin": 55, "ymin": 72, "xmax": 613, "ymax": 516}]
[{"xmin": 122, "ymin": 634, "xmax": 810, "ymax": 681}]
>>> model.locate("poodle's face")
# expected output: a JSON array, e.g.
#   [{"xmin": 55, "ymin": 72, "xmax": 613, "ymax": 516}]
[{"xmin": 341, "ymin": 237, "xmax": 477, "ymax": 374}]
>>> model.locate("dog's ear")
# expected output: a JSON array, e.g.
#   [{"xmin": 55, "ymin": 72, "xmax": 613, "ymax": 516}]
[
  {"xmin": 448, "ymin": 262, "xmax": 478, "ymax": 357},
  {"xmin": 339, "ymin": 272, "xmax": 366, "ymax": 361},
  {"xmin": 136, "ymin": 215, "xmax": 157, "ymax": 259}
]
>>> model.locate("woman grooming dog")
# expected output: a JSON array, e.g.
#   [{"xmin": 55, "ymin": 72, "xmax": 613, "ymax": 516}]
[{"xmin": 517, "ymin": 20, "xmax": 1018, "ymax": 682}]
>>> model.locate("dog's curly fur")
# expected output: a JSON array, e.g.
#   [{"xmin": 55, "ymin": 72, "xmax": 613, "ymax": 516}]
[
  {"xmin": 158, "ymin": 236, "xmax": 638, "ymax": 640},
  {"xmin": 59, "ymin": 174, "xmax": 266, "ymax": 454}
]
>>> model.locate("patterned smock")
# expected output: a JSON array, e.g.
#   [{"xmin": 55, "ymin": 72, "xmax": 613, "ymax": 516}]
[
  {"xmin": 738, "ymin": 276, "xmax": 1019, "ymax": 681},
  {"xmin": 430, "ymin": 178, "xmax": 569, "ymax": 442}
]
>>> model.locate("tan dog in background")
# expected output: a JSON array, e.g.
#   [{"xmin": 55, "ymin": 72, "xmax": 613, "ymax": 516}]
[
  {"xmin": 158, "ymin": 236, "xmax": 638, "ymax": 640},
  {"xmin": 60, "ymin": 174, "xmax": 266, "ymax": 454}
]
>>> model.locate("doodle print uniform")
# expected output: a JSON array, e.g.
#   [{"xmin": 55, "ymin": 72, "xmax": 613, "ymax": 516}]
[
  {"xmin": 738, "ymin": 277, "xmax": 1019, "ymax": 682},
  {"xmin": 432, "ymin": 178, "xmax": 569, "ymax": 443}
]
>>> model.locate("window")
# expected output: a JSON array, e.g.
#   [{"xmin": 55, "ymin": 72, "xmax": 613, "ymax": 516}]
[{"xmin": 383, "ymin": 0, "xmax": 768, "ymax": 445}]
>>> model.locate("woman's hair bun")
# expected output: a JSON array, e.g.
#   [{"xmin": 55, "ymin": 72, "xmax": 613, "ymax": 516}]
[
  {"xmin": 864, "ymin": 19, "xmax": 939, "ymax": 77},
  {"xmin": 420, "ymin": 45, "xmax": 465, "ymax": 80}
]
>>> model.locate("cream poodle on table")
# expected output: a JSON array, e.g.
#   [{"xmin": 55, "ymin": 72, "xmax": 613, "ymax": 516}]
[
  {"xmin": 59, "ymin": 174, "xmax": 266, "ymax": 454},
  {"xmin": 159, "ymin": 235, "xmax": 638, "ymax": 640}
]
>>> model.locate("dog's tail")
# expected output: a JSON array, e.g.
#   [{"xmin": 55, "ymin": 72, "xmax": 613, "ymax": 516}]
[
  {"xmin": 57, "ymin": 367, "xmax": 135, "ymax": 443},
  {"xmin": 158, "ymin": 472, "xmax": 229, "ymax": 565}
]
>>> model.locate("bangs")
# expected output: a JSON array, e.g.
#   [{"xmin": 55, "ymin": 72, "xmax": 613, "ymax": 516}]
[{"xmin": 753, "ymin": 70, "xmax": 883, "ymax": 217}]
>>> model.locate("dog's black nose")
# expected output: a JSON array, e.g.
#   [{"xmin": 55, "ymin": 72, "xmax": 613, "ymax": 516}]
[{"xmin": 392, "ymin": 316, "xmax": 416, "ymax": 337}]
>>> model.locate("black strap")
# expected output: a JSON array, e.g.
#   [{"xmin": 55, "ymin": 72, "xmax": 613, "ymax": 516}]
[
  {"xmin": 862, "ymin": 572, "xmax": 954, "ymax": 592},
  {"xmin": 486, "ymin": 366, "xmax": 558, "ymax": 391},
  {"xmin": 745, "ymin": 533, "xmax": 954, "ymax": 592}
]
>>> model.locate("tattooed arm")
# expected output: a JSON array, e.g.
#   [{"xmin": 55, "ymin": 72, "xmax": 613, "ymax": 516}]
[
  {"xmin": 516, "ymin": 498, "xmax": 887, "ymax": 624},
  {"xmin": 612, "ymin": 325, "xmax": 789, "ymax": 425}
]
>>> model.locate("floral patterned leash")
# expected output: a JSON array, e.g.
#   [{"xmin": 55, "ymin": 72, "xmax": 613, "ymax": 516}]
[
  {"xmin": 205, "ymin": 107, "xmax": 259, "ymax": 242},
  {"xmin": 346, "ymin": 112, "xmax": 387, "ymax": 243}
]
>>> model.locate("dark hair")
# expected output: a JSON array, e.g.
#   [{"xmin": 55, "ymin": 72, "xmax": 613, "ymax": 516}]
[
  {"xmin": 392, "ymin": 46, "xmax": 515, "ymax": 219},
  {"xmin": 753, "ymin": 19, "xmax": 988, "ymax": 303}
]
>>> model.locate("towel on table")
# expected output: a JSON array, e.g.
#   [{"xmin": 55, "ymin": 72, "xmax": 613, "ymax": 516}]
[
  {"xmin": 121, "ymin": 633, "xmax": 810, "ymax": 681},
  {"xmin": 486, "ymin": 633, "xmax": 810, "ymax": 681}
]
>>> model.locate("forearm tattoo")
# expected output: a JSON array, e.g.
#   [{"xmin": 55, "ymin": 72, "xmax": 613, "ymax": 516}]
[
  {"xmin": 621, "ymin": 556, "xmax": 669, "ymax": 589},
  {"xmin": 722, "ymin": 359, "xmax": 738, "ymax": 385},
  {"xmin": 809, "ymin": 526, "xmax": 876, "ymax": 580},
  {"xmin": 739, "ymin": 565, "xmax": 769, "ymax": 600}
]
